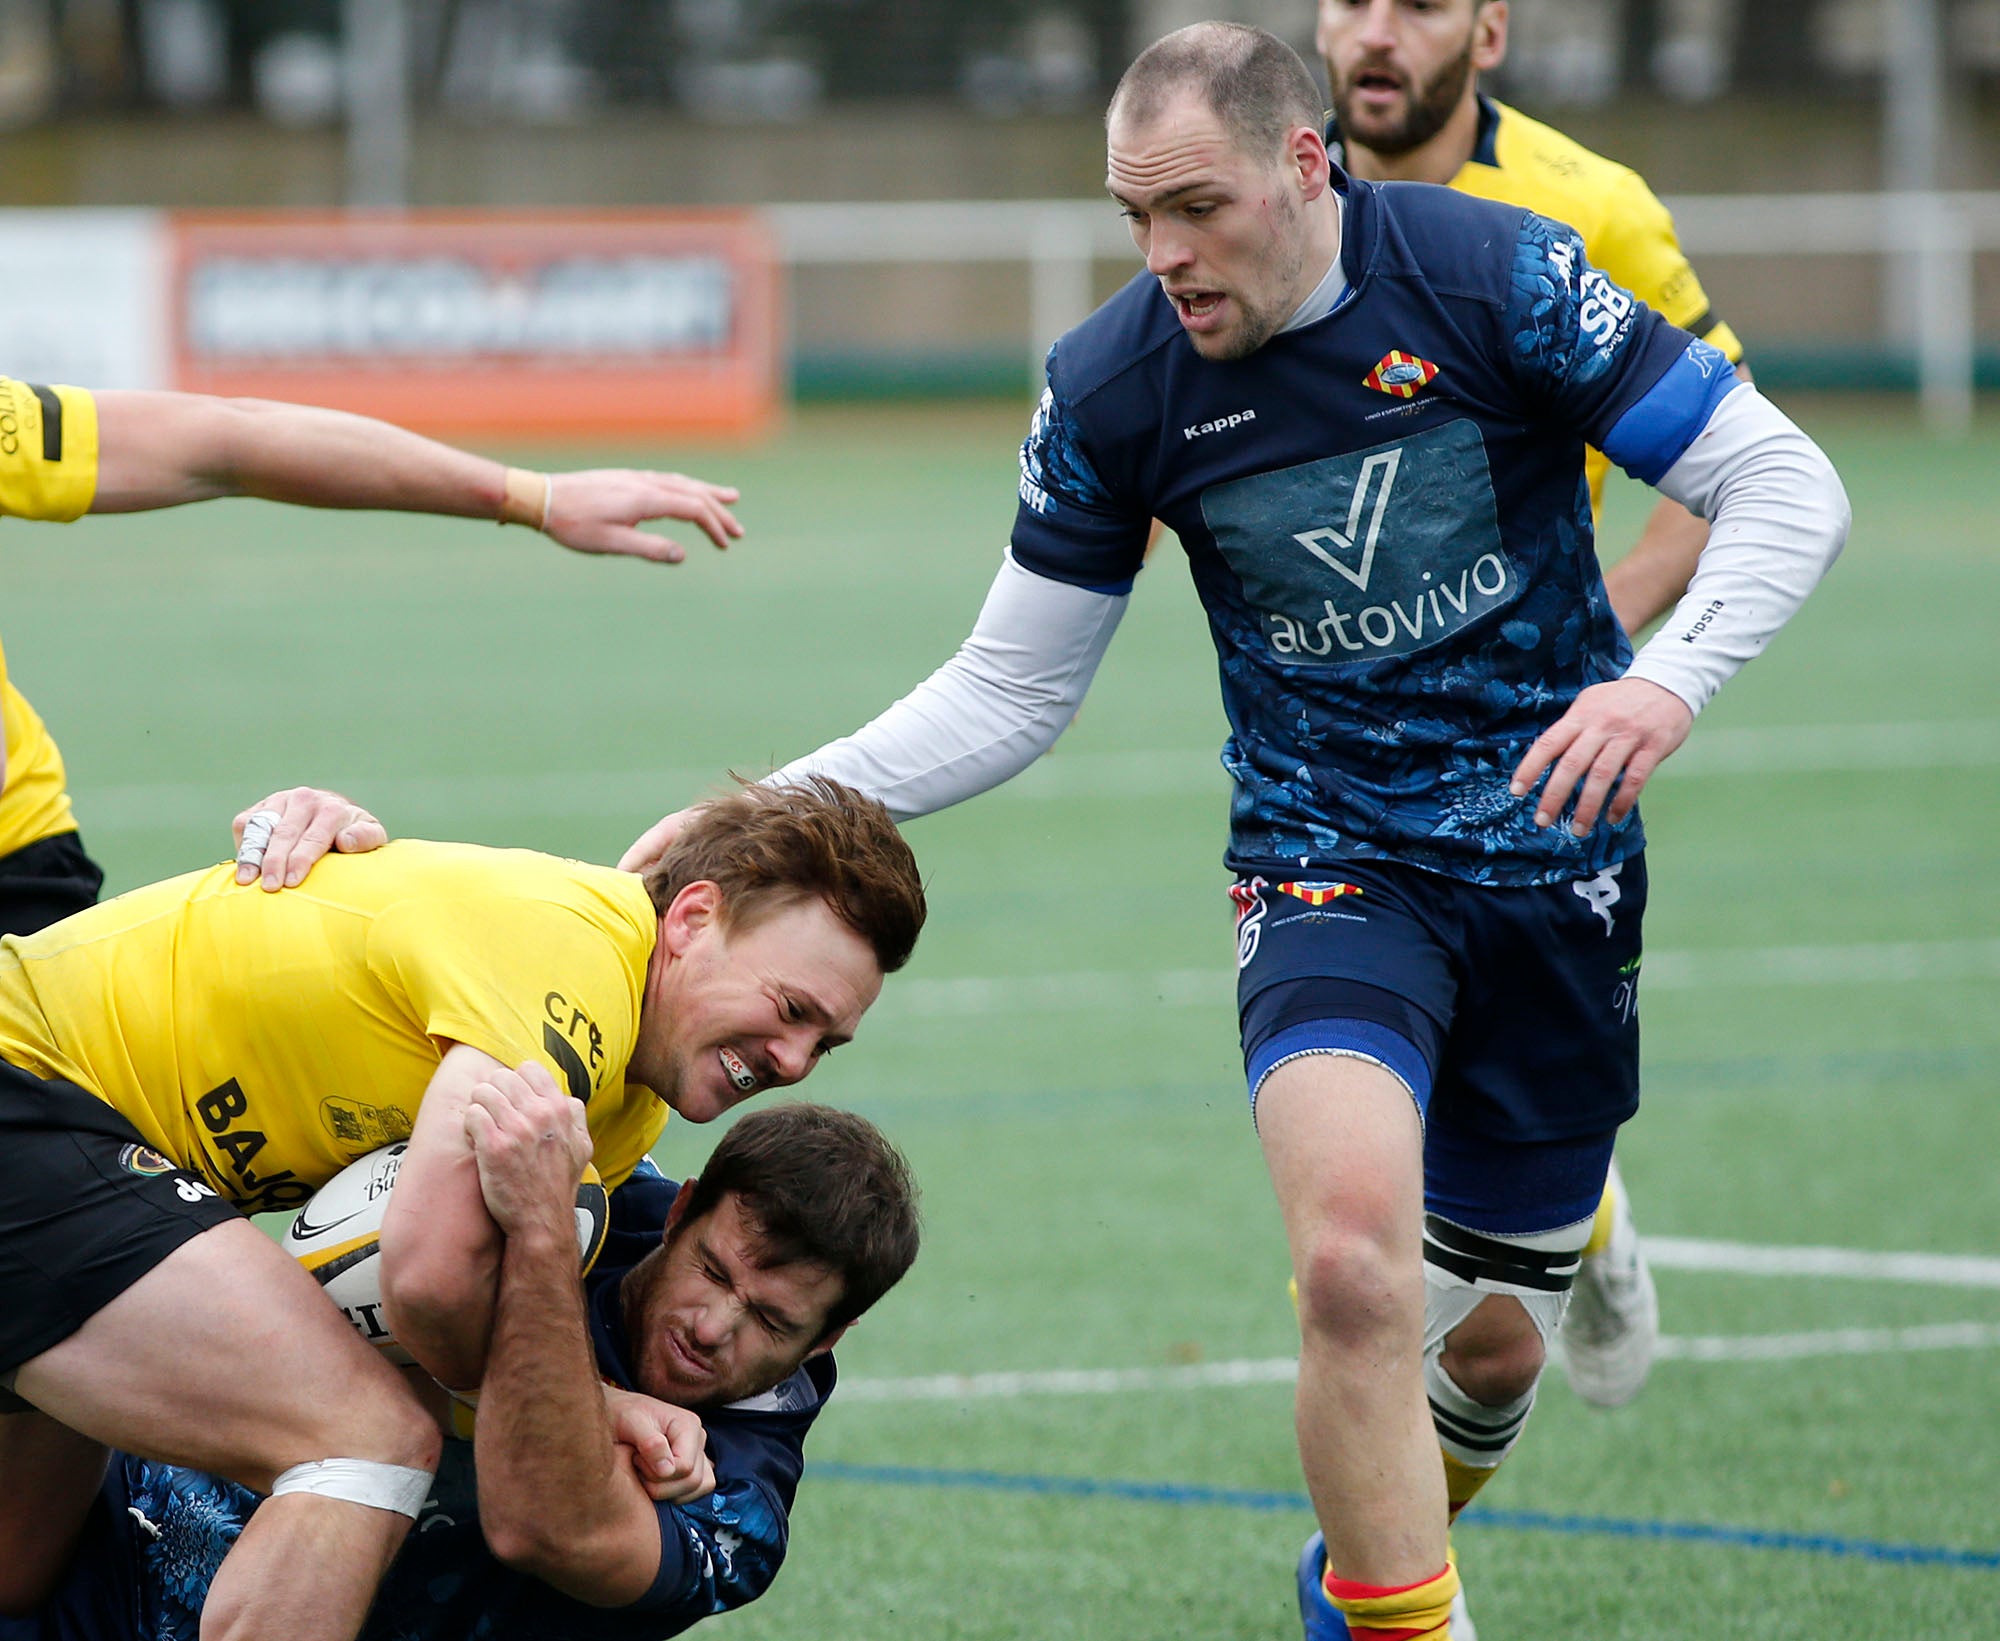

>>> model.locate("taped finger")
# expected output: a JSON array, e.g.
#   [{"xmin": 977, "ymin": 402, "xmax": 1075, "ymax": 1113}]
[{"xmin": 235, "ymin": 809, "xmax": 282, "ymax": 872}]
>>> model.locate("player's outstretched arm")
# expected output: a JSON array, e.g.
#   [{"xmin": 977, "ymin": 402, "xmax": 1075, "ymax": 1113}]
[
  {"xmin": 464, "ymin": 1067, "xmax": 680, "ymax": 1604},
  {"xmin": 617, "ymin": 555, "xmax": 1129, "ymax": 873},
  {"xmin": 87, "ymin": 391, "xmax": 742, "ymax": 561}
]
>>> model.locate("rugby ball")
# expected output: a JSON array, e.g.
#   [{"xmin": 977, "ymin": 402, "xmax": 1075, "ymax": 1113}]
[{"xmin": 286, "ymin": 1141, "xmax": 611, "ymax": 1365}]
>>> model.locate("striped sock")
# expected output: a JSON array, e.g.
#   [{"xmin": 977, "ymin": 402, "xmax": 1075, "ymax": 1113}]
[{"xmin": 1322, "ymin": 1555, "xmax": 1460, "ymax": 1639}]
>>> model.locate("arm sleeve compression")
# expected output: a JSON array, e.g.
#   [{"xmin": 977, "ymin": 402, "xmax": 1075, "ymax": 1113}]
[
  {"xmin": 1625, "ymin": 384, "xmax": 1850, "ymax": 715},
  {"xmin": 769, "ymin": 553, "xmax": 1128, "ymax": 821}
]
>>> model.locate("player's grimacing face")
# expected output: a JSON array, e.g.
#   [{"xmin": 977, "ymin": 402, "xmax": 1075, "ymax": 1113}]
[
  {"xmin": 1107, "ymin": 91, "xmax": 1314, "ymax": 361},
  {"xmin": 639, "ymin": 892, "xmax": 882, "ymax": 1123},
  {"xmin": 625, "ymin": 1192, "xmax": 846, "ymax": 1406},
  {"xmin": 1318, "ymin": 0, "xmax": 1485, "ymax": 157}
]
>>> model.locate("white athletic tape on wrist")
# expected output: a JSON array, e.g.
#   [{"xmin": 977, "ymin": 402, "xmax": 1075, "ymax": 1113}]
[
  {"xmin": 270, "ymin": 1458, "xmax": 434, "ymax": 1519},
  {"xmin": 235, "ymin": 809, "xmax": 282, "ymax": 872}
]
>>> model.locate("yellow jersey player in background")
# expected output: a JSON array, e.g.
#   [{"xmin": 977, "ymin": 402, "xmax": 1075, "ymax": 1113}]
[
  {"xmin": 0, "ymin": 779, "xmax": 922, "ymax": 1641},
  {"xmin": 0, "ymin": 375, "xmax": 747, "ymax": 936},
  {"xmin": 1302, "ymin": 3, "xmax": 1753, "ymax": 1635},
  {"xmin": 1318, "ymin": 0, "xmax": 1749, "ymax": 639}
]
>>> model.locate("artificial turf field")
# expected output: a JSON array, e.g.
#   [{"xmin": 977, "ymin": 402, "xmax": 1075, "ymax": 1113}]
[{"xmin": 7, "ymin": 396, "xmax": 1997, "ymax": 1638}]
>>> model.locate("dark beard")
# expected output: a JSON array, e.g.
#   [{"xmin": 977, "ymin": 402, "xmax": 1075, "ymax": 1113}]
[{"xmin": 1331, "ymin": 39, "xmax": 1475, "ymax": 157}]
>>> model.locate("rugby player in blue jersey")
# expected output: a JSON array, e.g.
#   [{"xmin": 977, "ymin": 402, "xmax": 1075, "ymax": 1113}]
[
  {"xmin": 1, "ymin": 1094, "xmax": 919, "ymax": 1641},
  {"xmin": 620, "ymin": 23, "xmax": 1847, "ymax": 1638}
]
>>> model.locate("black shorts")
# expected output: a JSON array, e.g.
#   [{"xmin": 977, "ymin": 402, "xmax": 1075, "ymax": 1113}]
[
  {"xmin": 0, "ymin": 1060, "xmax": 238, "ymax": 1389},
  {"xmin": 0, "ymin": 830, "xmax": 105, "ymax": 938}
]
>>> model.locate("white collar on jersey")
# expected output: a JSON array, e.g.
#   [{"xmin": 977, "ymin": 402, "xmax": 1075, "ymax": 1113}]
[{"xmin": 1280, "ymin": 197, "xmax": 1348, "ymax": 334}]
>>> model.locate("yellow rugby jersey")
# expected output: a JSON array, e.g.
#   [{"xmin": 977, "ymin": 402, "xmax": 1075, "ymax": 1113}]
[
  {"xmin": 0, "ymin": 638, "xmax": 77, "ymax": 857},
  {"xmin": 0, "ymin": 840, "xmax": 667, "ymax": 1211},
  {"xmin": 0, "ymin": 378, "xmax": 98, "ymax": 857},
  {"xmin": 1440, "ymin": 98, "xmax": 1744, "ymax": 515}
]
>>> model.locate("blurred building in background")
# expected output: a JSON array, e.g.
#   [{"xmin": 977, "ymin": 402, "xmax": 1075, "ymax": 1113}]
[{"xmin": 0, "ymin": 0, "xmax": 1992, "ymax": 416}]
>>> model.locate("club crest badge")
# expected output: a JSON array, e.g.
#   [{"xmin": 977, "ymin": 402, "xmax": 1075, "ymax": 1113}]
[
  {"xmin": 1276, "ymin": 881, "xmax": 1364, "ymax": 906},
  {"xmin": 1363, "ymin": 351, "xmax": 1439, "ymax": 398}
]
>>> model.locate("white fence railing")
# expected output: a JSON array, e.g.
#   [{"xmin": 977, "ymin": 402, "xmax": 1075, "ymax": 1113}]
[{"xmin": 769, "ymin": 192, "xmax": 2000, "ymax": 432}]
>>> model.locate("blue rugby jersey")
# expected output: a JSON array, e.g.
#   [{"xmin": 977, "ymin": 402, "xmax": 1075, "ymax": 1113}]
[
  {"xmin": 1013, "ymin": 173, "xmax": 1739, "ymax": 886},
  {"xmin": 34, "ymin": 1164, "xmax": 826, "ymax": 1641}
]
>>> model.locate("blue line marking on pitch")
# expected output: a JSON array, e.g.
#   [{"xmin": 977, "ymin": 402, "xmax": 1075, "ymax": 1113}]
[{"xmin": 815, "ymin": 1463, "xmax": 1999, "ymax": 1570}]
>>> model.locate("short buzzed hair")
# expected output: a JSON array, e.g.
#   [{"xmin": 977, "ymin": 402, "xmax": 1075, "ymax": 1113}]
[{"xmin": 1109, "ymin": 22, "xmax": 1324, "ymax": 161}]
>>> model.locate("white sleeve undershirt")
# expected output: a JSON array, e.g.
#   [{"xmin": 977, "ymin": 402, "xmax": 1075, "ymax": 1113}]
[
  {"xmin": 768, "ymin": 552, "xmax": 1128, "ymax": 821},
  {"xmin": 1626, "ymin": 383, "xmax": 1852, "ymax": 716}
]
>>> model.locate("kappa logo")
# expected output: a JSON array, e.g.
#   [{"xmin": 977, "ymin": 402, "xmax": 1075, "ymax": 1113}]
[
  {"xmin": 1571, "ymin": 862, "xmax": 1625, "ymax": 934},
  {"xmin": 1229, "ymin": 876, "xmax": 1270, "ymax": 970},
  {"xmin": 1184, "ymin": 408, "xmax": 1257, "ymax": 442},
  {"xmin": 1276, "ymin": 881, "xmax": 1363, "ymax": 906},
  {"xmin": 1363, "ymin": 350, "xmax": 1439, "ymax": 399}
]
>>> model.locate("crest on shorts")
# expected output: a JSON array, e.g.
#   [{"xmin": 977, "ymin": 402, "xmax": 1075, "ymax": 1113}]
[
  {"xmin": 1276, "ymin": 881, "xmax": 1363, "ymax": 906},
  {"xmin": 1363, "ymin": 351, "xmax": 1439, "ymax": 398},
  {"xmin": 117, "ymin": 1144, "xmax": 176, "ymax": 1177}
]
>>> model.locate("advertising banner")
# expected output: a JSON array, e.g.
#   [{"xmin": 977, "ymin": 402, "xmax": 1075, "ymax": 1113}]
[
  {"xmin": 0, "ymin": 210, "xmax": 167, "ymax": 390},
  {"xmin": 166, "ymin": 210, "xmax": 780, "ymax": 438}
]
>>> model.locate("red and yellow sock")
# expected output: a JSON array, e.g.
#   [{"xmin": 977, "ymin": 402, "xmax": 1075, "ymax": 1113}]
[
  {"xmin": 1322, "ymin": 1554, "xmax": 1460, "ymax": 1639},
  {"xmin": 1440, "ymin": 1450, "xmax": 1500, "ymax": 1523}
]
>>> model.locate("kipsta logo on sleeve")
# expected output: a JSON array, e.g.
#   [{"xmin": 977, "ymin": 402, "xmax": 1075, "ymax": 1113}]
[
  {"xmin": 1363, "ymin": 351, "xmax": 1439, "ymax": 398},
  {"xmin": 1276, "ymin": 881, "xmax": 1363, "ymax": 906}
]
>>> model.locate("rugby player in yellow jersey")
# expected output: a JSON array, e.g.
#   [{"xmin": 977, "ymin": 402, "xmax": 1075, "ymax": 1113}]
[
  {"xmin": 0, "ymin": 778, "xmax": 923, "ymax": 1641},
  {"xmin": 0, "ymin": 375, "xmax": 745, "ymax": 935}
]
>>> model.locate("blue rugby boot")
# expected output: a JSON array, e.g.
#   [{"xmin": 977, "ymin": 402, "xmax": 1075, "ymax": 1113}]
[
  {"xmin": 1295, "ymin": 1532, "xmax": 1478, "ymax": 1639},
  {"xmin": 1296, "ymin": 1532, "xmax": 1351, "ymax": 1640}
]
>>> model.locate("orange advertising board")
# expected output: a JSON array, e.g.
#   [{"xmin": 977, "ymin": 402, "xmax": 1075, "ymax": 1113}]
[{"xmin": 166, "ymin": 210, "xmax": 780, "ymax": 439}]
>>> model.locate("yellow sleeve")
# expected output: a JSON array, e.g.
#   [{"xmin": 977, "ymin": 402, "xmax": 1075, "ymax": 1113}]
[
  {"xmin": 366, "ymin": 893, "xmax": 660, "ymax": 1182},
  {"xmin": 0, "ymin": 381, "xmax": 98, "ymax": 521},
  {"xmin": 1589, "ymin": 175, "xmax": 1744, "ymax": 364}
]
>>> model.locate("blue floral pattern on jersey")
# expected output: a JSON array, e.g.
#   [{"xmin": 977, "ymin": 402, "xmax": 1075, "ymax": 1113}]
[
  {"xmin": 1019, "ymin": 382, "xmax": 1113, "ymax": 518},
  {"xmin": 122, "ymin": 1458, "xmax": 253, "ymax": 1641},
  {"xmin": 1510, "ymin": 216, "xmax": 1628, "ymax": 394}
]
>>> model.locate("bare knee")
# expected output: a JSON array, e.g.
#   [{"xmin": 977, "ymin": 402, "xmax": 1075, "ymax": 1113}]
[
  {"xmin": 1294, "ymin": 1218, "xmax": 1420, "ymax": 1344},
  {"xmin": 288, "ymin": 1389, "xmax": 440, "ymax": 1485},
  {"xmin": 1439, "ymin": 1296, "xmax": 1545, "ymax": 1404}
]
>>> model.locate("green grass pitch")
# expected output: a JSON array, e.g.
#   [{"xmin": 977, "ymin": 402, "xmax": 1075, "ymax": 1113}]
[{"xmin": 6, "ymin": 397, "xmax": 1996, "ymax": 1638}]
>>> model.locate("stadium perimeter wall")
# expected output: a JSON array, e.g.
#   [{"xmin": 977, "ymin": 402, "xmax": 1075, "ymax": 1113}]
[{"xmin": 8, "ymin": 99, "xmax": 2000, "ymax": 400}]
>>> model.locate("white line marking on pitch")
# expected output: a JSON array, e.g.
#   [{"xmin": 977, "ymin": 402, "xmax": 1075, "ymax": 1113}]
[
  {"xmin": 1647, "ymin": 1237, "xmax": 2000, "ymax": 1289},
  {"xmin": 873, "ymin": 938, "xmax": 2000, "ymax": 1018},
  {"xmin": 840, "ymin": 1323, "xmax": 2000, "ymax": 1403},
  {"xmin": 840, "ymin": 1237, "xmax": 2000, "ymax": 1402}
]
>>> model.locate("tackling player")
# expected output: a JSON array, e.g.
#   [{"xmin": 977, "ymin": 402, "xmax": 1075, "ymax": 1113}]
[
  {"xmin": 1, "ymin": 1097, "xmax": 921, "ymax": 1641},
  {"xmin": 0, "ymin": 780, "xmax": 922, "ymax": 1641},
  {"xmin": 0, "ymin": 376, "xmax": 745, "ymax": 937},
  {"xmin": 624, "ymin": 25, "xmax": 1846, "ymax": 1639}
]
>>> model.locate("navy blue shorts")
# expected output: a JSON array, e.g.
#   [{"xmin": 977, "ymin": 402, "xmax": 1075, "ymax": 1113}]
[{"xmin": 1232, "ymin": 855, "xmax": 1645, "ymax": 1234}]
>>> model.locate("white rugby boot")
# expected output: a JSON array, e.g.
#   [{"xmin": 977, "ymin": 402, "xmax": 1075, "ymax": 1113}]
[{"xmin": 1560, "ymin": 1157, "xmax": 1659, "ymax": 1408}]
